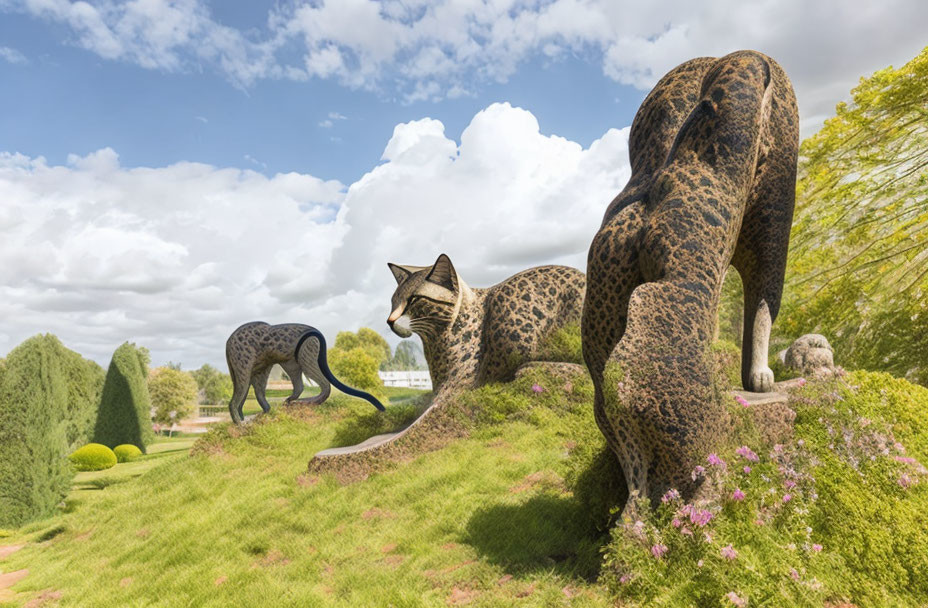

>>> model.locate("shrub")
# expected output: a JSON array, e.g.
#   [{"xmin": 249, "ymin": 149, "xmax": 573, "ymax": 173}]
[
  {"xmin": 538, "ymin": 323, "xmax": 584, "ymax": 365},
  {"xmin": 599, "ymin": 371, "xmax": 928, "ymax": 607},
  {"xmin": 0, "ymin": 335, "xmax": 74, "ymax": 527},
  {"xmin": 113, "ymin": 444, "xmax": 143, "ymax": 463},
  {"xmin": 334, "ymin": 328, "xmax": 391, "ymax": 369},
  {"xmin": 61, "ymin": 348, "xmax": 106, "ymax": 450},
  {"xmin": 94, "ymin": 342, "xmax": 154, "ymax": 452},
  {"xmin": 69, "ymin": 444, "xmax": 117, "ymax": 472}
]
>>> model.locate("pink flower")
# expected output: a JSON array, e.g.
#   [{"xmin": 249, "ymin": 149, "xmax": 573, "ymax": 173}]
[
  {"xmin": 782, "ymin": 494, "xmax": 793, "ymax": 503},
  {"xmin": 681, "ymin": 526, "xmax": 693, "ymax": 536},
  {"xmin": 619, "ymin": 573, "xmax": 632, "ymax": 584},
  {"xmin": 671, "ymin": 518, "xmax": 682, "ymax": 528},
  {"xmin": 743, "ymin": 466, "xmax": 752, "ymax": 474},
  {"xmin": 651, "ymin": 544, "xmax": 668, "ymax": 559},
  {"xmin": 895, "ymin": 456, "xmax": 919, "ymax": 465},
  {"xmin": 720, "ymin": 544, "xmax": 738, "ymax": 560},
  {"xmin": 662, "ymin": 488, "xmax": 681, "ymax": 503},
  {"xmin": 797, "ymin": 378, "xmax": 807, "ymax": 387},
  {"xmin": 697, "ymin": 559, "xmax": 704, "ymax": 568},
  {"xmin": 732, "ymin": 488, "xmax": 746, "ymax": 501},
  {"xmin": 899, "ymin": 473, "xmax": 917, "ymax": 489},
  {"xmin": 691, "ymin": 465, "xmax": 706, "ymax": 481},
  {"xmin": 735, "ymin": 395, "xmax": 750, "ymax": 407},
  {"xmin": 736, "ymin": 446, "xmax": 759, "ymax": 462},
  {"xmin": 789, "ymin": 568, "xmax": 800, "ymax": 581},
  {"xmin": 707, "ymin": 453, "xmax": 726, "ymax": 467},
  {"xmin": 784, "ymin": 479, "xmax": 796, "ymax": 490},
  {"xmin": 725, "ymin": 592, "xmax": 747, "ymax": 607},
  {"xmin": 531, "ymin": 383, "xmax": 545, "ymax": 394},
  {"xmin": 812, "ymin": 544, "xmax": 823, "ymax": 552},
  {"xmin": 773, "ymin": 444, "xmax": 784, "ymax": 454},
  {"xmin": 894, "ymin": 442, "xmax": 906, "ymax": 453},
  {"xmin": 690, "ymin": 509, "xmax": 714, "ymax": 527}
]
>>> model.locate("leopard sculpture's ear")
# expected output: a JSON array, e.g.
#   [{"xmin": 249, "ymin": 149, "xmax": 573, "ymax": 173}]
[
  {"xmin": 425, "ymin": 253, "xmax": 458, "ymax": 292},
  {"xmin": 388, "ymin": 263, "xmax": 425, "ymax": 284}
]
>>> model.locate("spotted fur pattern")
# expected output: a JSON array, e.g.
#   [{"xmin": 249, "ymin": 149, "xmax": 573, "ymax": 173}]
[
  {"xmin": 225, "ymin": 322, "xmax": 329, "ymax": 424},
  {"xmin": 582, "ymin": 51, "xmax": 799, "ymax": 516},
  {"xmin": 387, "ymin": 254, "xmax": 585, "ymax": 395}
]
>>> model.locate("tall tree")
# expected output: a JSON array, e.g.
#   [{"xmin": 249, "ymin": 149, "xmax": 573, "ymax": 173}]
[
  {"xmin": 94, "ymin": 342, "xmax": 155, "ymax": 451},
  {"xmin": 191, "ymin": 364, "xmax": 233, "ymax": 404},
  {"xmin": 780, "ymin": 46, "xmax": 928, "ymax": 384},
  {"xmin": 0, "ymin": 335, "xmax": 74, "ymax": 527},
  {"xmin": 149, "ymin": 367, "xmax": 199, "ymax": 425},
  {"xmin": 334, "ymin": 328, "xmax": 391, "ymax": 369}
]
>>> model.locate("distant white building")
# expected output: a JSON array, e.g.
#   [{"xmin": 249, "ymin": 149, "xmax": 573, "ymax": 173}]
[{"xmin": 378, "ymin": 370, "xmax": 432, "ymax": 390}]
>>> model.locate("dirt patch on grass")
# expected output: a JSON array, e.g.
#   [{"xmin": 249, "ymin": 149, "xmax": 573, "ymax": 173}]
[
  {"xmin": 0, "ymin": 545, "xmax": 24, "ymax": 560},
  {"xmin": 24, "ymin": 589, "xmax": 62, "ymax": 607},
  {"xmin": 0, "ymin": 569, "xmax": 29, "ymax": 590}
]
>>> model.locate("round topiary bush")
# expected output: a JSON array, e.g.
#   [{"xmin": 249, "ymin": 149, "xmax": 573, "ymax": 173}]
[
  {"xmin": 69, "ymin": 443, "xmax": 117, "ymax": 472},
  {"xmin": 113, "ymin": 444, "xmax": 142, "ymax": 463}
]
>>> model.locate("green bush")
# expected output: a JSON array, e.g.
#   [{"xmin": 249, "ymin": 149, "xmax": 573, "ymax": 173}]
[
  {"xmin": 69, "ymin": 443, "xmax": 117, "ymax": 472},
  {"xmin": 61, "ymin": 348, "xmax": 106, "ymax": 450},
  {"xmin": 599, "ymin": 371, "xmax": 928, "ymax": 607},
  {"xmin": 0, "ymin": 335, "xmax": 75, "ymax": 527},
  {"xmin": 538, "ymin": 323, "xmax": 584, "ymax": 365},
  {"xmin": 709, "ymin": 340, "xmax": 741, "ymax": 389},
  {"xmin": 113, "ymin": 444, "xmax": 143, "ymax": 463},
  {"xmin": 94, "ymin": 342, "xmax": 154, "ymax": 452}
]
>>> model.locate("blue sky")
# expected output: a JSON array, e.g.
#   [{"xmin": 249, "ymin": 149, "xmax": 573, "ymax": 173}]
[
  {"xmin": 0, "ymin": 5, "xmax": 643, "ymax": 184},
  {"xmin": 1, "ymin": 0, "xmax": 925, "ymax": 367}
]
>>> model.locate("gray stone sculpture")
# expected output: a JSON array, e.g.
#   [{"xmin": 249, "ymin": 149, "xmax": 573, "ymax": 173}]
[
  {"xmin": 225, "ymin": 322, "xmax": 385, "ymax": 424},
  {"xmin": 783, "ymin": 334, "xmax": 836, "ymax": 377}
]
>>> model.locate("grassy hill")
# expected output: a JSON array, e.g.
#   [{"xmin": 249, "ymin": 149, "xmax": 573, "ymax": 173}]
[{"xmin": 1, "ymin": 370, "xmax": 927, "ymax": 607}]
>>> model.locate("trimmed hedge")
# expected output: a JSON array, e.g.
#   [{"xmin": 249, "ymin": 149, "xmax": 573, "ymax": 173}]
[
  {"xmin": 61, "ymin": 347, "xmax": 106, "ymax": 450},
  {"xmin": 0, "ymin": 335, "xmax": 74, "ymax": 527},
  {"xmin": 93, "ymin": 342, "xmax": 154, "ymax": 452},
  {"xmin": 69, "ymin": 443, "xmax": 117, "ymax": 471},
  {"xmin": 113, "ymin": 444, "xmax": 142, "ymax": 463}
]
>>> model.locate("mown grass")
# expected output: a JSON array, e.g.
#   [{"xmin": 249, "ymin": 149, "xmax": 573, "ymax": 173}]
[
  {"xmin": 1, "ymin": 381, "xmax": 613, "ymax": 607},
  {"xmin": 2, "ymin": 370, "xmax": 927, "ymax": 607}
]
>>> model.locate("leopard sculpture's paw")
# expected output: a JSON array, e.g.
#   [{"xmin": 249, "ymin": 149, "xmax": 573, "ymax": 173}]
[{"xmin": 749, "ymin": 366, "xmax": 775, "ymax": 393}]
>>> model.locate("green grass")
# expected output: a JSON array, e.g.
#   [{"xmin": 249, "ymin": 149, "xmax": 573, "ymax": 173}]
[
  {"xmin": 2, "ymin": 371, "xmax": 927, "ymax": 607},
  {"xmin": 0, "ymin": 381, "xmax": 611, "ymax": 607}
]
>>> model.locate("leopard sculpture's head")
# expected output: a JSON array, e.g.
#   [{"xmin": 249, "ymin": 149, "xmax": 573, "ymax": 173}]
[{"xmin": 386, "ymin": 254, "xmax": 462, "ymax": 340}]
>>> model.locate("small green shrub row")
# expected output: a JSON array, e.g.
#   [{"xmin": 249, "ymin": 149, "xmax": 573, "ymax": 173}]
[
  {"xmin": 69, "ymin": 443, "xmax": 117, "ymax": 472},
  {"xmin": 114, "ymin": 444, "xmax": 142, "ymax": 463}
]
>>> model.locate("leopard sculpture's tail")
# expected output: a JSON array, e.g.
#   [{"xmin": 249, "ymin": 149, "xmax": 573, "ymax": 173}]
[{"xmin": 294, "ymin": 329, "xmax": 386, "ymax": 412}]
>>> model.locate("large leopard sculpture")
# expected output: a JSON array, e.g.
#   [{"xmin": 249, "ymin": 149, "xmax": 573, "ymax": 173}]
[{"xmin": 582, "ymin": 50, "xmax": 799, "ymax": 517}]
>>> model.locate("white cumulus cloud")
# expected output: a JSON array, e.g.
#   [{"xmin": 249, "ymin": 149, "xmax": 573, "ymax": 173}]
[{"xmin": 0, "ymin": 104, "xmax": 629, "ymax": 369}]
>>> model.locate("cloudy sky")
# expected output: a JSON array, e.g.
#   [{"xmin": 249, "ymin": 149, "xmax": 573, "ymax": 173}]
[{"xmin": 1, "ymin": 0, "xmax": 925, "ymax": 369}]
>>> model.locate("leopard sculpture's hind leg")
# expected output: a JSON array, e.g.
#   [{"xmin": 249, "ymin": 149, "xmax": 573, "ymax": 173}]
[
  {"xmin": 295, "ymin": 335, "xmax": 331, "ymax": 405},
  {"xmin": 251, "ymin": 366, "xmax": 273, "ymax": 415}
]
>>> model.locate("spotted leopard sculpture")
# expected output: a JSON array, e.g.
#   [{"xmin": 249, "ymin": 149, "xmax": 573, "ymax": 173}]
[
  {"xmin": 226, "ymin": 322, "xmax": 385, "ymax": 424},
  {"xmin": 387, "ymin": 254, "xmax": 585, "ymax": 393},
  {"xmin": 582, "ymin": 51, "xmax": 799, "ymax": 515},
  {"xmin": 306, "ymin": 255, "xmax": 585, "ymax": 480}
]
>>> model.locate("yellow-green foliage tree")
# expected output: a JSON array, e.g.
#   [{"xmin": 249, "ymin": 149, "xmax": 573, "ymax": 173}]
[
  {"xmin": 779, "ymin": 47, "xmax": 928, "ymax": 385},
  {"xmin": 328, "ymin": 330, "xmax": 387, "ymax": 403},
  {"xmin": 334, "ymin": 328, "xmax": 391, "ymax": 369},
  {"xmin": 0, "ymin": 335, "xmax": 75, "ymax": 527},
  {"xmin": 94, "ymin": 342, "xmax": 155, "ymax": 452},
  {"xmin": 149, "ymin": 367, "xmax": 199, "ymax": 425},
  {"xmin": 191, "ymin": 364, "xmax": 233, "ymax": 404}
]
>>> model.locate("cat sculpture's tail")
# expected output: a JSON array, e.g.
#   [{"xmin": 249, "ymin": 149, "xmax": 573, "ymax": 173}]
[{"xmin": 294, "ymin": 329, "xmax": 386, "ymax": 412}]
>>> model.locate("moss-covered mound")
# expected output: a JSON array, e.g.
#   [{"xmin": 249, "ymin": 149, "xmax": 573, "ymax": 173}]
[
  {"xmin": 69, "ymin": 443, "xmax": 118, "ymax": 472},
  {"xmin": 113, "ymin": 444, "xmax": 143, "ymax": 463},
  {"xmin": 599, "ymin": 370, "xmax": 928, "ymax": 607}
]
